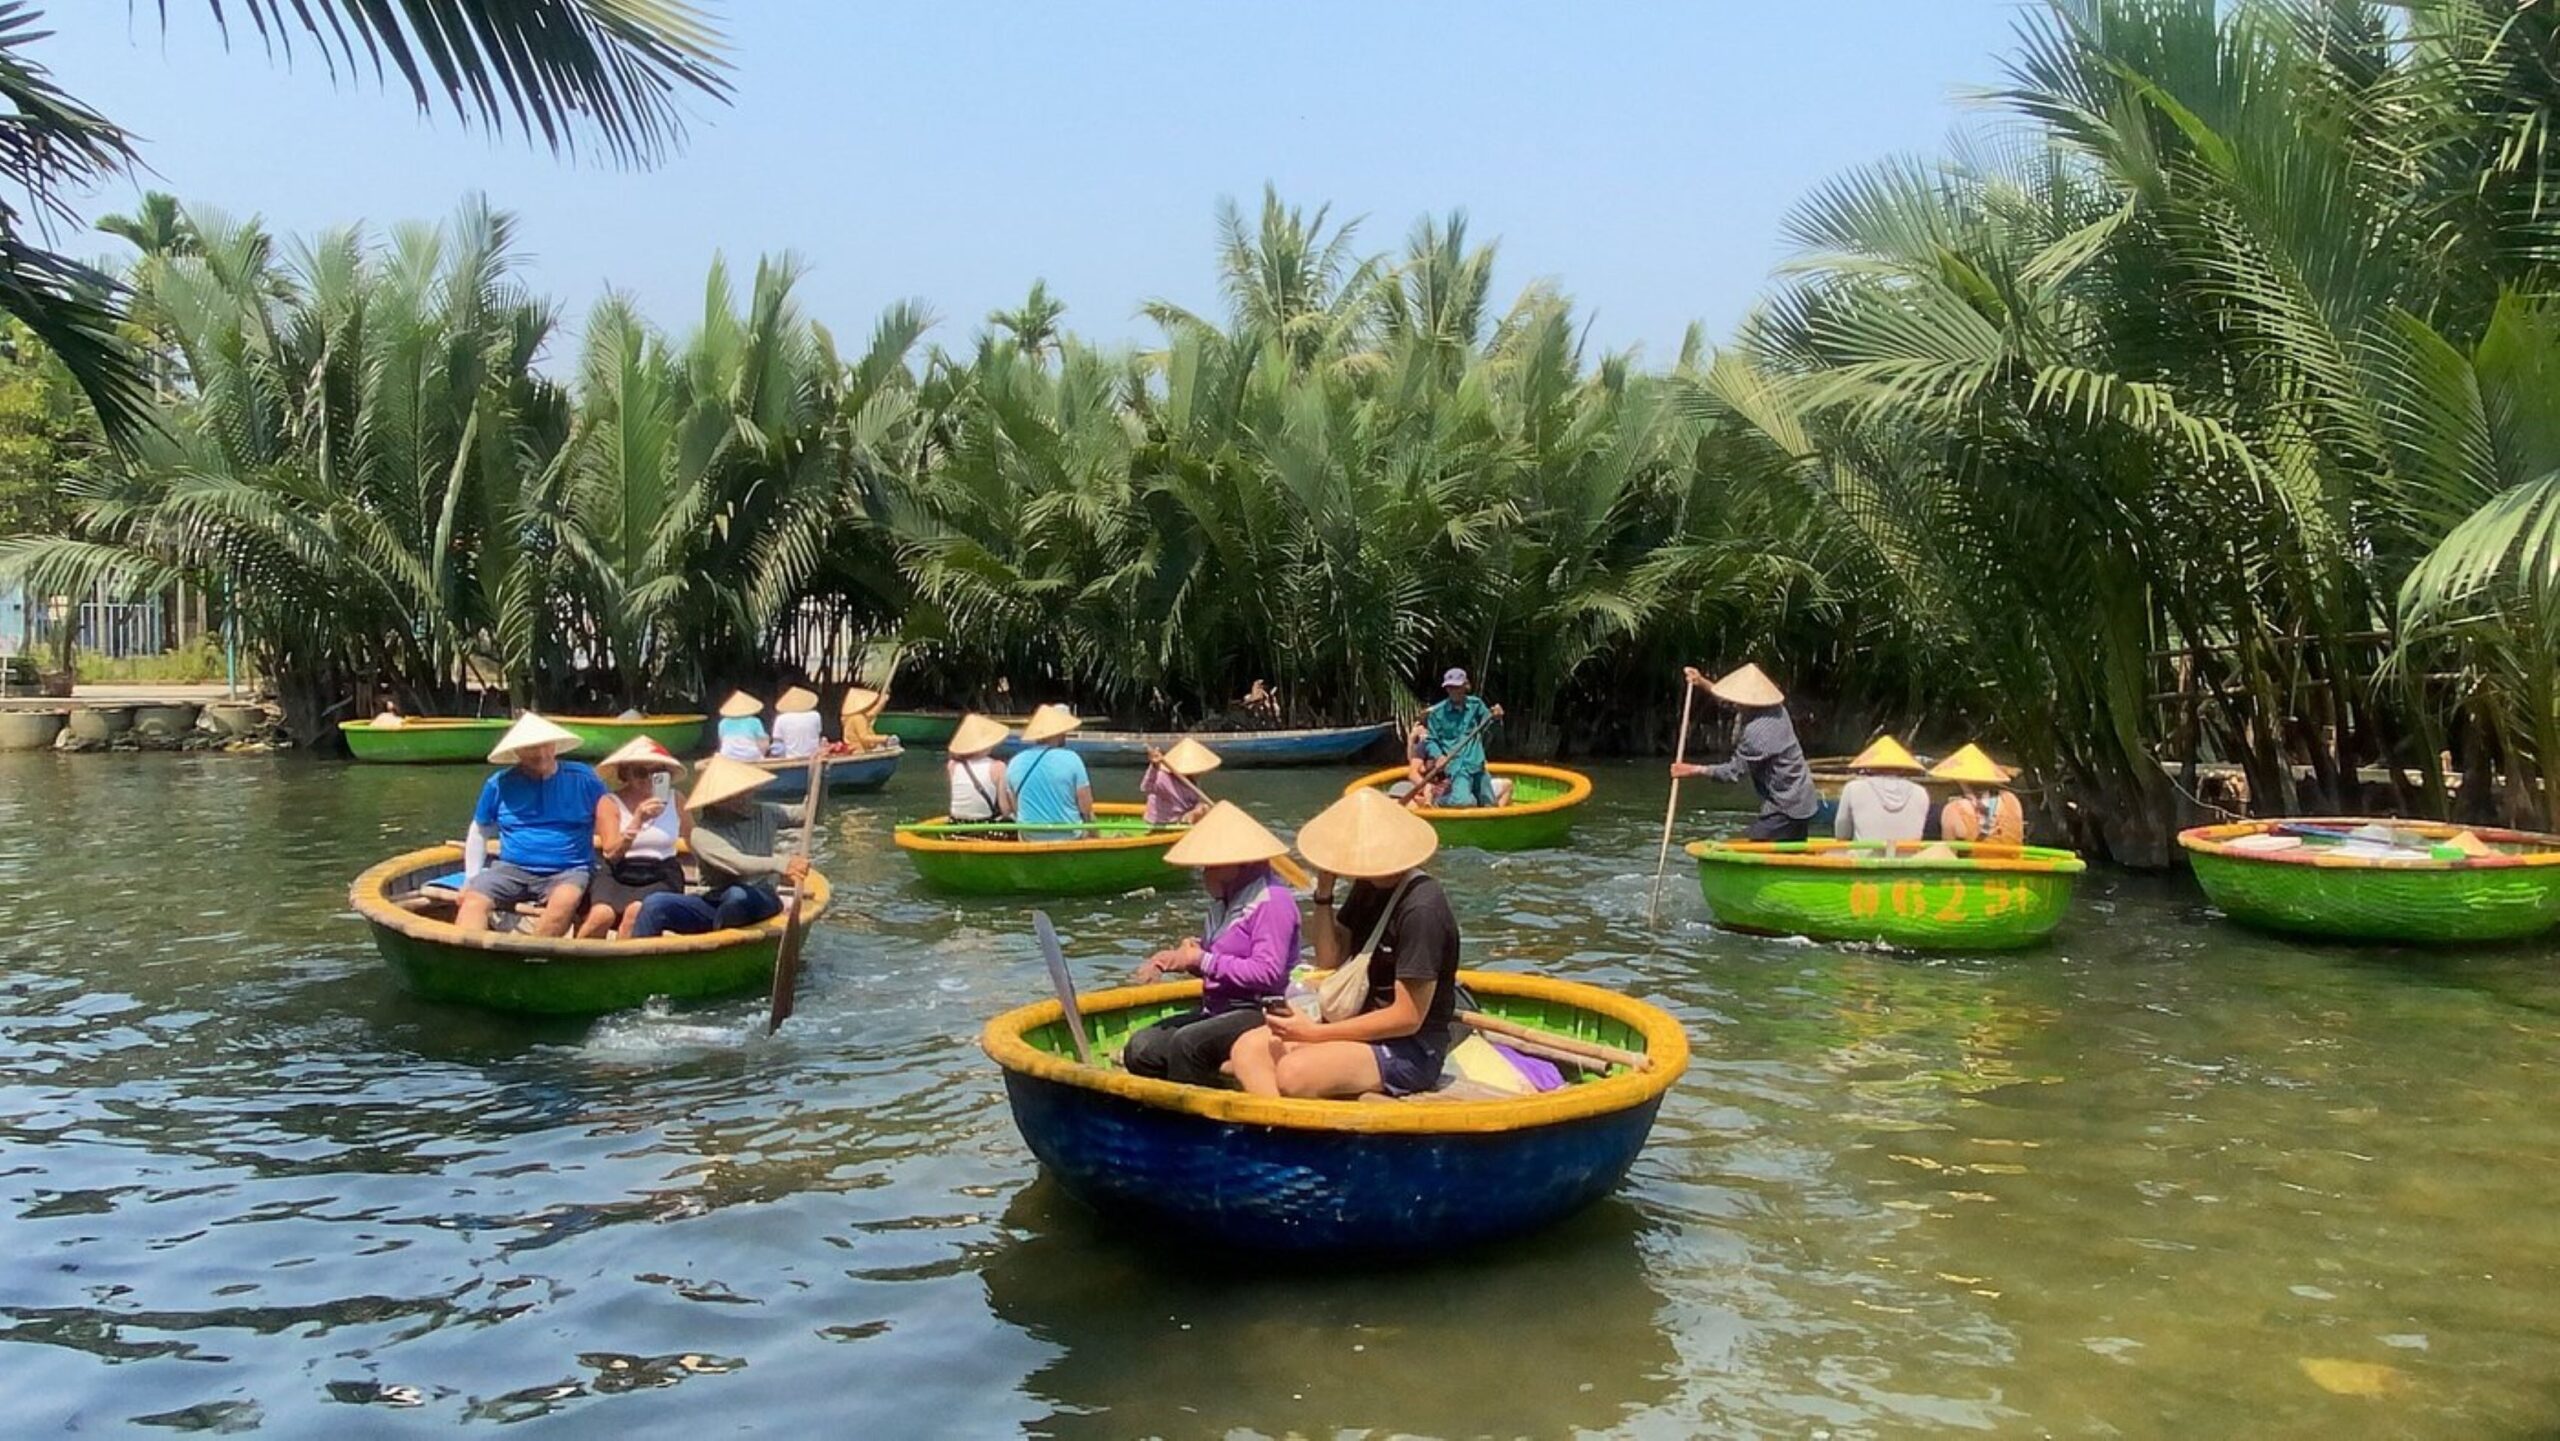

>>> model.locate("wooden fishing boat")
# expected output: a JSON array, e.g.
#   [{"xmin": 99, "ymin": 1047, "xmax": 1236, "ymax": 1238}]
[
  {"xmin": 2180, "ymin": 817, "xmax": 2560, "ymax": 943},
  {"xmin": 750, "ymin": 742, "xmax": 904, "ymax": 795},
  {"xmin": 339, "ymin": 712, "xmax": 710, "ymax": 764},
  {"xmin": 349, "ymin": 844, "xmax": 831, "ymax": 1014},
  {"xmin": 895, "ymin": 802, "xmax": 1187, "ymax": 896},
  {"xmin": 982, "ymin": 969, "xmax": 1687, "ymax": 1253},
  {"xmin": 1686, "ymin": 838, "xmax": 2084, "ymax": 949},
  {"xmin": 997, "ymin": 722, "xmax": 1397, "ymax": 768},
  {"xmin": 1342, "ymin": 762, "xmax": 1593, "ymax": 851}
]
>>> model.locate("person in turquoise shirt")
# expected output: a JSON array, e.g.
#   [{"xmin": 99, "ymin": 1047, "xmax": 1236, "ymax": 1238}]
[
  {"xmin": 1009, "ymin": 704, "xmax": 1095, "ymax": 829},
  {"xmin": 1422, "ymin": 667, "xmax": 1504, "ymax": 808}
]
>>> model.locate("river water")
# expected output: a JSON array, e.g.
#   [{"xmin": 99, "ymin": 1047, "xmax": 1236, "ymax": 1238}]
[{"xmin": 1, "ymin": 753, "xmax": 2555, "ymax": 1437}]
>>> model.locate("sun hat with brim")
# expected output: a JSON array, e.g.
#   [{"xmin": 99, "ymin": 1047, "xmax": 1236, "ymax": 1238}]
[
  {"xmin": 1296, "ymin": 787, "xmax": 1440, "ymax": 878},
  {"xmin": 1929, "ymin": 743, "xmax": 2014, "ymax": 786},
  {"xmin": 1708, "ymin": 663, "xmax": 1785, "ymax": 708},
  {"xmin": 840, "ymin": 686, "xmax": 885, "ymax": 717},
  {"xmin": 718, "ymin": 690, "xmax": 765, "ymax": 719},
  {"xmin": 1848, "ymin": 735, "xmax": 1924, "ymax": 774},
  {"xmin": 1440, "ymin": 667, "xmax": 1470, "ymax": 689},
  {"xmin": 1163, "ymin": 737, "xmax": 1221, "ymax": 777},
  {"xmin": 684, "ymin": 755, "xmax": 776, "ymax": 812},
  {"xmin": 596, "ymin": 736, "xmax": 688, "ymax": 787},
  {"xmin": 776, "ymin": 686, "xmax": 819, "ymax": 714},
  {"xmin": 487, "ymin": 712, "xmax": 582, "ymax": 766},
  {"xmin": 948, "ymin": 713, "xmax": 1010, "ymax": 758},
  {"xmin": 1163, "ymin": 801, "xmax": 1288, "ymax": 868},
  {"xmin": 1020, "ymin": 703, "xmax": 1083, "ymax": 744}
]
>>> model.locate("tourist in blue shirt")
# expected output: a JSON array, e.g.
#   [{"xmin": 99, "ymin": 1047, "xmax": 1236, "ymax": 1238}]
[
  {"xmin": 456, "ymin": 713, "xmax": 609, "ymax": 936},
  {"xmin": 715, "ymin": 690, "xmax": 771, "ymax": 760},
  {"xmin": 1008, "ymin": 704, "xmax": 1095, "ymax": 829},
  {"xmin": 1422, "ymin": 668, "xmax": 1505, "ymax": 808}
]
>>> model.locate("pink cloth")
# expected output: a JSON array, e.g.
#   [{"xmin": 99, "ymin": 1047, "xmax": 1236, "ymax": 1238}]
[{"xmin": 1141, "ymin": 764, "xmax": 1201, "ymax": 825}]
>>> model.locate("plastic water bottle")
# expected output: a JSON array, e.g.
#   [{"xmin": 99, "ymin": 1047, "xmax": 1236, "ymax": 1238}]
[{"xmin": 1284, "ymin": 965, "xmax": 1320, "ymax": 1020}]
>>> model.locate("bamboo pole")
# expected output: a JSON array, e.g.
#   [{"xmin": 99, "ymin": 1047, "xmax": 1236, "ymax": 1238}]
[
  {"xmin": 1458, "ymin": 1010, "xmax": 1652, "ymax": 1072},
  {"xmin": 1646, "ymin": 677, "xmax": 1699, "ymax": 924}
]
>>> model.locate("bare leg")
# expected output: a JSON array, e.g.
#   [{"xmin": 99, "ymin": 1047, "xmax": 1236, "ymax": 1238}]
[
  {"xmin": 614, "ymin": 901, "xmax": 646, "ymax": 940},
  {"xmin": 575, "ymin": 903, "xmax": 617, "ymax": 939},
  {"xmin": 528, "ymin": 881, "xmax": 585, "ymax": 939},
  {"xmin": 1228, "ymin": 1023, "xmax": 1283, "ymax": 1096},
  {"xmin": 1274, "ymin": 1040, "xmax": 1385, "ymax": 1099},
  {"xmin": 454, "ymin": 891, "xmax": 496, "ymax": 932}
]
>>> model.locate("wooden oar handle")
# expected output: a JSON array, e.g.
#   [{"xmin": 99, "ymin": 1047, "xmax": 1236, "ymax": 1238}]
[{"xmin": 1459, "ymin": 1010, "xmax": 1652, "ymax": 1072}]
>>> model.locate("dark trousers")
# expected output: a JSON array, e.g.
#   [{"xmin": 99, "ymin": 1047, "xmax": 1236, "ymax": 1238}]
[
  {"xmin": 1120, "ymin": 1007, "xmax": 1267, "ymax": 1087},
  {"xmin": 1745, "ymin": 812, "xmax": 1813, "ymax": 842},
  {"xmin": 631, "ymin": 884, "xmax": 784, "ymax": 938}
]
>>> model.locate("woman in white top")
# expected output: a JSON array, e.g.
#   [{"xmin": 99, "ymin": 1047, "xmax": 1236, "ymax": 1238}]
[
  {"xmin": 770, "ymin": 685, "xmax": 826, "ymax": 759},
  {"xmin": 944, "ymin": 713, "xmax": 1014, "ymax": 825},
  {"xmin": 579, "ymin": 738, "xmax": 694, "ymax": 938}
]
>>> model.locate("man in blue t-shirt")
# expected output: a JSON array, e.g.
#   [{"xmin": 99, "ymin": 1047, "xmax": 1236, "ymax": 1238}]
[
  {"xmin": 456, "ymin": 714, "xmax": 609, "ymax": 936},
  {"xmin": 1009, "ymin": 704, "xmax": 1095, "ymax": 829}
]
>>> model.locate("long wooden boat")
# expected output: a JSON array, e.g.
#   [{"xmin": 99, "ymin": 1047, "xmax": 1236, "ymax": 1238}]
[
  {"xmin": 1342, "ymin": 762, "xmax": 1592, "ymax": 851},
  {"xmin": 1687, "ymin": 837, "xmax": 2084, "ymax": 949},
  {"xmin": 895, "ymin": 802, "xmax": 1187, "ymax": 896},
  {"xmin": 339, "ymin": 712, "xmax": 710, "ymax": 764},
  {"xmin": 983, "ymin": 969, "xmax": 1687, "ymax": 1253},
  {"xmin": 997, "ymin": 721, "xmax": 1396, "ymax": 768},
  {"xmin": 750, "ymin": 742, "xmax": 904, "ymax": 795},
  {"xmin": 2180, "ymin": 817, "xmax": 2560, "ymax": 943},
  {"xmin": 349, "ymin": 844, "xmax": 830, "ymax": 1014}
]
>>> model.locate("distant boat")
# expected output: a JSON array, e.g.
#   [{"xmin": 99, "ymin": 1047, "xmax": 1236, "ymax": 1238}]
[
  {"xmin": 998, "ymin": 721, "xmax": 1397, "ymax": 768},
  {"xmin": 2182, "ymin": 817, "xmax": 2560, "ymax": 943},
  {"xmin": 748, "ymin": 743, "xmax": 904, "ymax": 795},
  {"xmin": 1343, "ymin": 762, "xmax": 1593, "ymax": 851},
  {"xmin": 894, "ymin": 803, "xmax": 1187, "ymax": 896},
  {"xmin": 1687, "ymin": 837, "xmax": 2084, "ymax": 950},
  {"xmin": 339, "ymin": 713, "xmax": 710, "ymax": 764}
]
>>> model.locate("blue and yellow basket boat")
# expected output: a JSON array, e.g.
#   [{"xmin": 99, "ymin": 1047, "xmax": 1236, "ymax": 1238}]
[{"xmin": 982, "ymin": 970, "xmax": 1688, "ymax": 1253}]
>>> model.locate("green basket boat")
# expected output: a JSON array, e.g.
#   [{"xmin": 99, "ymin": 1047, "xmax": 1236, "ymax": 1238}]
[
  {"xmin": 895, "ymin": 803, "xmax": 1187, "ymax": 896},
  {"xmin": 2180, "ymin": 817, "xmax": 2560, "ymax": 943},
  {"xmin": 350, "ymin": 844, "xmax": 831, "ymax": 1014},
  {"xmin": 1686, "ymin": 838, "xmax": 2084, "ymax": 949},
  {"xmin": 340, "ymin": 713, "xmax": 710, "ymax": 764},
  {"xmin": 1343, "ymin": 762, "xmax": 1593, "ymax": 851},
  {"xmin": 876, "ymin": 710, "xmax": 965, "ymax": 745}
]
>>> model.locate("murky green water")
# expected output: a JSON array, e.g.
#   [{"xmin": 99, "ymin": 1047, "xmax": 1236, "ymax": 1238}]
[{"xmin": 2, "ymin": 754, "xmax": 2556, "ymax": 1437}]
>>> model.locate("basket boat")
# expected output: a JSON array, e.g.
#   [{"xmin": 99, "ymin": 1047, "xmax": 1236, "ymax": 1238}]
[
  {"xmin": 894, "ymin": 802, "xmax": 1187, "ymax": 896},
  {"xmin": 749, "ymin": 742, "xmax": 904, "ymax": 795},
  {"xmin": 2179, "ymin": 817, "xmax": 2560, "ymax": 943},
  {"xmin": 1686, "ymin": 837, "xmax": 2083, "ymax": 949},
  {"xmin": 349, "ymin": 844, "xmax": 830, "ymax": 1014},
  {"xmin": 997, "ymin": 722, "xmax": 1396, "ymax": 768},
  {"xmin": 1342, "ymin": 763, "xmax": 1592, "ymax": 851},
  {"xmin": 876, "ymin": 710, "xmax": 965, "ymax": 745},
  {"xmin": 340, "ymin": 713, "xmax": 710, "ymax": 764},
  {"xmin": 982, "ymin": 969, "xmax": 1688, "ymax": 1253}
]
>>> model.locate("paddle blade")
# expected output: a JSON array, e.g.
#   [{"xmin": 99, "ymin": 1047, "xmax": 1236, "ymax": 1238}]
[{"xmin": 1033, "ymin": 911, "xmax": 1092, "ymax": 1065}]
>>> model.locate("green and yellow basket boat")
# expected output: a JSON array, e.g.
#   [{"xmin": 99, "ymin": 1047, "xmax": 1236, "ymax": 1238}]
[
  {"xmin": 350, "ymin": 844, "xmax": 830, "ymax": 1014},
  {"xmin": 1686, "ymin": 838, "xmax": 2084, "ymax": 949},
  {"xmin": 340, "ymin": 713, "xmax": 711, "ymax": 764},
  {"xmin": 895, "ymin": 803, "xmax": 1187, "ymax": 896},
  {"xmin": 983, "ymin": 969, "xmax": 1688, "ymax": 1252},
  {"xmin": 2180, "ymin": 817, "xmax": 2560, "ymax": 943},
  {"xmin": 1343, "ymin": 762, "xmax": 1593, "ymax": 851},
  {"xmin": 875, "ymin": 710, "xmax": 965, "ymax": 745}
]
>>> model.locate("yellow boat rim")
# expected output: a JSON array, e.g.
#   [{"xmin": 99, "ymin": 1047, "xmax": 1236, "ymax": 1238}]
[
  {"xmin": 1344, "ymin": 762, "xmax": 1594, "ymax": 818},
  {"xmin": 981, "ymin": 968, "xmax": 1689, "ymax": 1136},
  {"xmin": 349, "ymin": 844, "xmax": 831, "ymax": 958},
  {"xmin": 2179, "ymin": 817, "xmax": 2560, "ymax": 869},
  {"xmin": 894, "ymin": 801, "xmax": 1184, "ymax": 855}
]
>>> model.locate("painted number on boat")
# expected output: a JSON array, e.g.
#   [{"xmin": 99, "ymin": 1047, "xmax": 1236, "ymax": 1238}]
[{"xmin": 1846, "ymin": 876, "xmax": 2041, "ymax": 923}]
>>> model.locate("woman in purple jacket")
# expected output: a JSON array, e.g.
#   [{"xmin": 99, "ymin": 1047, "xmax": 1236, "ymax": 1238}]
[{"xmin": 1122, "ymin": 802, "xmax": 1302, "ymax": 1086}]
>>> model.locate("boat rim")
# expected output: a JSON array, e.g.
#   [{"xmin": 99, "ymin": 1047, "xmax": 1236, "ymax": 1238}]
[
  {"xmin": 2178, "ymin": 817, "xmax": 2560, "ymax": 869},
  {"xmin": 894, "ymin": 801, "xmax": 1187, "ymax": 856},
  {"xmin": 1686, "ymin": 837, "xmax": 2087, "ymax": 875},
  {"xmin": 747, "ymin": 740, "xmax": 904, "ymax": 770},
  {"xmin": 335, "ymin": 712, "xmax": 708, "ymax": 734},
  {"xmin": 1344, "ymin": 761, "xmax": 1593, "ymax": 819},
  {"xmin": 983, "ymin": 968, "xmax": 1686, "ymax": 1135},
  {"xmin": 1055, "ymin": 721, "xmax": 1395, "ymax": 744},
  {"xmin": 350, "ymin": 843, "xmax": 831, "ymax": 958}
]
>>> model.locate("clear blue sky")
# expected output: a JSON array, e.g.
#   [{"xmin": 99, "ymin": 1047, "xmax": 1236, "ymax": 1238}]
[{"xmin": 46, "ymin": 2, "xmax": 2027, "ymax": 363}]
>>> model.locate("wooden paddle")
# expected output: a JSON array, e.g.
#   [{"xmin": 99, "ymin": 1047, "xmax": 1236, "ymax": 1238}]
[
  {"xmin": 764, "ymin": 748, "xmax": 830, "ymax": 1033},
  {"xmin": 1646, "ymin": 674, "xmax": 1700, "ymax": 924},
  {"xmin": 1405, "ymin": 706, "xmax": 1504, "ymax": 809},
  {"xmin": 1148, "ymin": 752, "xmax": 1316, "ymax": 890},
  {"xmin": 1033, "ymin": 910, "xmax": 1093, "ymax": 1064}
]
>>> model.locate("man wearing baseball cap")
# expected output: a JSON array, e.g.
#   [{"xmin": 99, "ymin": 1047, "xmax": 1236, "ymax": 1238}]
[{"xmin": 1420, "ymin": 667, "xmax": 1504, "ymax": 808}]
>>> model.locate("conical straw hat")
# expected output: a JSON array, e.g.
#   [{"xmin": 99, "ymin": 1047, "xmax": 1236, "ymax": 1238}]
[
  {"xmin": 1295, "ymin": 786, "xmax": 1439, "ymax": 878},
  {"xmin": 718, "ymin": 690, "xmax": 765, "ymax": 719},
  {"xmin": 776, "ymin": 686, "xmax": 819, "ymax": 714},
  {"xmin": 1162, "ymin": 737, "xmax": 1221, "ymax": 777},
  {"xmin": 1848, "ymin": 735, "xmax": 1924, "ymax": 774},
  {"xmin": 1163, "ymin": 801, "xmax": 1287, "ymax": 868},
  {"xmin": 840, "ymin": 686, "xmax": 885, "ymax": 717},
  {"xmin": 1708, "ymin": 663, "xmax": 1785, "ymax": 708},
  {"xmin": 948, "ymin": 713, "xmax": 1010, "ymax": 758},
  {"xmin": 596, "ymin": 735, "xmax": 687, "ymax": 786},
  {"xmin": 1020, "ymin": 703, "xmax": 1084, "ymax": 744},
  {"xmin": 1928, "ymin": 742, "xmax": 2013, "ymax": 786},
  {"xmin": 487, "ymin": 712, "xmax": 582, "ymax": 765},
  {"xmin": 685, "ymin": 755, "xmax": 776, "ymax": 811}
]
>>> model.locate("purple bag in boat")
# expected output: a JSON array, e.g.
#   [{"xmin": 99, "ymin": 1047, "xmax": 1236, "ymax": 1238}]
[{"xmin": 1491, "ymin": 1042, "xmax": 1565, "ymax": 1092}]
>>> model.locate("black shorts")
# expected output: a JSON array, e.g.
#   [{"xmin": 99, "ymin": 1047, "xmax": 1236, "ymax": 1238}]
[
  {"xmin": 587, "ymin": 855, "xmax": 686, "ymax": 911},
  {"xmin": 1745, "ymin": 812, "xmax": 1813, "ymax": 842}
]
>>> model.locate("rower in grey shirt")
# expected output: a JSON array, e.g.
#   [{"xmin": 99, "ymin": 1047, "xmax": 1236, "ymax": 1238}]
[{"xmin": 1670, "ymin": 663, "xmax": 1822, "ymax": 841}]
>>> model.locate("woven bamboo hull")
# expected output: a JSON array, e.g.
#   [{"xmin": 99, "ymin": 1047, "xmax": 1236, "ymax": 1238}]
[
  {"xmin": 876, "ymin": 711, "xmax": 964, "ymax": 744},
  {"xmin": 2181, "ymin": 819, "xmax": 2560, "ymax": 942},
  {"xmin": 557, "ymin": 714, "xmax": 710, "ymax": 757},
  {"xmin": 896, "ymin": 804, "xmax": 1185, "ymax": 896},
  {"xmin": 1343, "ymin": 763, "xmax": 1591, "ymax": 852},
  {"xmin": 1687, "ymin": 839, "xmax": 2082, "ymax": 949},
  {"xmin": 983, "ymin": 971, "xmax": 1687, "ymax": 1253}
]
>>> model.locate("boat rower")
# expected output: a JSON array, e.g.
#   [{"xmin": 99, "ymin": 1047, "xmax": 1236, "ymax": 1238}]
[
  {"xmin": 1421, "ymin": 668, "xmax": 1505, "ymax": 809},
  {"xmin": 1139, "ymin": 737, "xmax": 1221, "ymax": 825},
  {"xmin": 1669, "ymin": 663, "xmax": 1820, "ymax": 842},
  {"xmin": 630, "ymin": 756, "xmax": 809, "ymax": 937}
]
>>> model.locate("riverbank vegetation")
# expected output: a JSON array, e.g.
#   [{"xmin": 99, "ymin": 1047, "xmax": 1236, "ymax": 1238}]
[{"xmin": 6, "ymin": 0, "xmax": 2559, "ymax": 862}]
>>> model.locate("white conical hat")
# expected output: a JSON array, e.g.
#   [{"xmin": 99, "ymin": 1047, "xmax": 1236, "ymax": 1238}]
[
  {"xmin": 948, "ymin": 713, "xmax": 1010, "ymax": 757},
  {"xmin": 840, "ymin": 686, "xmax": 885, "ymax": 717},
  {"xmin": 1020, "ymin": 703, "xmax": 1084, "ymax": 744},
  {"xmin": 1163, "ymin": 801, "xmax": 1288, "ymax": 868},
  {"xmin": 487, "ymin": 712, "xmax": 582, "ymax": 765},
  {"xmin": 718, "ymin": 690, "xmax": 765, "ymax": 718},
  {"xmin": 685, "ymin": 755, "xmax": 776, "ymax": 811},
  {"xmin": 1708, "ymin": 663, "xmax": 1785, "ymax": 708},
  {"xmin": 1162, "ymin": 737, "xmax": 1221, "ymax": 777},
  {"xmin": 1295, "ymin": 786, "xmax": 1439, "ymax": 878},
  {"xmin": 776, "ymin": 686, "xmax": 820, "ymax": 714},
  {"xmin": 595, "ymin": 735, "xmax": 687, "ymax": 786}
]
